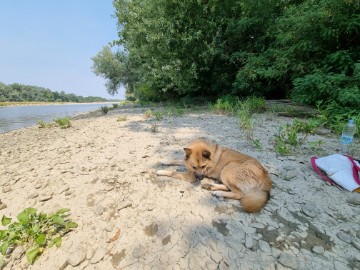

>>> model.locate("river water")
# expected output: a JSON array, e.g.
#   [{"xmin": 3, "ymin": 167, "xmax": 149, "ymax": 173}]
[{"xmin": 0, "ymin": 103, "xmax": 113, "ymax": 133}]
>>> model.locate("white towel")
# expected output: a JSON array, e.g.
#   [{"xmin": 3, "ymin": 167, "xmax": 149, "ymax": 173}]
[{"xmin": 314, "ymin": 154, "xmax": 360, "ymax": 191}]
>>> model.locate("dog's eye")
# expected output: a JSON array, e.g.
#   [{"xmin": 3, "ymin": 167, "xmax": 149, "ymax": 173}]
[
  {"xmin": 192, "ymin": 166, "xmax": 196, "ymax": 169},
  {"xmin": 201, "ymin": 165, "xmax": 206, "ymax": 169}
]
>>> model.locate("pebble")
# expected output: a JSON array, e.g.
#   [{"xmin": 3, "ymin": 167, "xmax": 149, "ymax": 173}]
[
  {"xmin": 67, "ymin": 246, "xmax": 87, "ymax": 266},
  {"xmin": 245, "ymin": 233, "xmax": 254, "ymax": 249},
  {"xmin": 347, "ymin": 195, "xmax": 360, "ymax": 206},
  {"xmin": 312, "ymin": 246, "xmax": 324, "ymax": 255},
  {"xmin": 90, "ymin": 248, "xmax": 106, "ymax": 264},
  {"xmin": 279, "ymin": 253, "xmax": 299, "ymax": 269},
  {"xmin": 0, "ymin": 203, "xmax": 7, "ymax": 210},
  {"xmin": 284, "ymin": 170, "xmax": 297, "ymax": 180},
  {"xmin": 12, "ymin": 246, "xmax": 25, "ymax": 260},
  {"xmin": 2, "ymin": 185, "xmax": 12, "ymax": 193},
  {"xmin": 250, "ymin": 222, "xmax": 266, "ymax": 229},
  {"xmin": 258, "ymin": 240, "xmax": 271, "ymax": 254},
  {"xmin": 38, "ymin": 194, "xmax": 53, "ymax": 202},
  {"xmin": 337, "ymin": 231, "xmax": 352, "ymax": 244},
  {"xmin": 302, "ymin": 203, "xmax": 318, "ymax": 218},
  {"xmin": 28, "ymin": 192, "xmax": 39, "ymax": 199},
  {"xmin": 352, "ymin": 239, "xmax": 360, "ymax": 250}
]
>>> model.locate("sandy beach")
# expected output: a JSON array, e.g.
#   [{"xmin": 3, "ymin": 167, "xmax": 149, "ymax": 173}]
[{"xmin": 1, "ymin": 105, "xmax": 360, "ymax": 270}]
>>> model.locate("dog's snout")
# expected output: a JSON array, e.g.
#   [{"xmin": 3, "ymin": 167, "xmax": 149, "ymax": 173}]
[{"xmin": 195, "ymin": 172, "xmax": 204, "ymax": 180}]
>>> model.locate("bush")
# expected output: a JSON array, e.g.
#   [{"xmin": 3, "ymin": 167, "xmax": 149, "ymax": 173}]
[{"xmin": 101, "ymin": 106, "xmax": 109, "ymax": 115}]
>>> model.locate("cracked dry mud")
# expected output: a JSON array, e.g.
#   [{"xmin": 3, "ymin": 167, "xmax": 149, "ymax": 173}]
[{"xmin": 1, "ymin": 106, "xmax": 360, "ymax": 270}]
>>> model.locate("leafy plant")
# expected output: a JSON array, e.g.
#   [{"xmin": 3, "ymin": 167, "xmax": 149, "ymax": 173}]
[
  {"xmin": 101, "ymin": 106, "xmax": 109, "ymax": 115},
  {"xmin": 274, "ymin": 119, "xmax": 320, "ymax": 155},
  {"xmin": 54, "ymin": 117, "xmax": 71, "ymax": 129},
  {"xmin": 150, "ymin": 123, "xmax": 159, "ymax": 133},
  {"xmin": 252, "ymin": 138, "xmax": 263, "ymax": 150},
  {"xmin": 0, "ymin": 208, "xmax": 77, "ymax": 266},
  {"xmin": 112, "ymin": 103, "xmax": 119, "ymax": 109},
  {"xmin": 144, "ymin": 109, "xmax": 153, "ymax": 118},
  {"xmin": 309, "ymin": 140, "xmax": 325, "ymax": 154},
  {"xmin": 154, "ymin": 111, "xmax": 163, "ymax": 121}
]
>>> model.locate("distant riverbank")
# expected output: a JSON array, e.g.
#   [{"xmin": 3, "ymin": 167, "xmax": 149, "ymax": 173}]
[{"xmin": 0, "ymin": 101, "xmax": 120, "ymax": 107}]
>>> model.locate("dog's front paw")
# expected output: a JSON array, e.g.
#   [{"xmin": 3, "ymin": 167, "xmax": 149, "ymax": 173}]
[
  {"xmin": 156, "ymin": 170, "xmax": 173, "ymax": 177},
  {"xmin": 201, "ymin": 183, "xmax": 214, "ymax": 190},
  {"xmin": 212, "ymin": 191, "xmax": 222, "ymax": 198}
]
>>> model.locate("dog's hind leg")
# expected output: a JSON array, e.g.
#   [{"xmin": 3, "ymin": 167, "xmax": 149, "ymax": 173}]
[
  {"xmin": 156, "ymin": 170, "xmax": 197, "ymax": 183},
  {"xmin": 160, "ymin": 160, "xmax": 183, "ymax": 166},
  {"xmin": 212, "ymin": 190, "xmax": 244, "ymax": 200},
  {"xmin": 202, "ymin": 183, "xmax": 230, "ymax": 191}
]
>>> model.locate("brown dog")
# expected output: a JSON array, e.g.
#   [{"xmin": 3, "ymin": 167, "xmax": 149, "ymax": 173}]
[{"xmin": 157, "ymin": 139, "xmax": 271, "ymax": 213}]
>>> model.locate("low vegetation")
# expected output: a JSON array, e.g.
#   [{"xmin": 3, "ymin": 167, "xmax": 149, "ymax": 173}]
[
  {"xmin": 37, "ymin": 117, "xmax": 71, "ymax": 129},
  {"xmin": 0, "ymin": 208, "xmax": 77, "ymax": 266},
  {"xmin": 101, "ymin": 106, "xmax": 110, "ymax": 115}
]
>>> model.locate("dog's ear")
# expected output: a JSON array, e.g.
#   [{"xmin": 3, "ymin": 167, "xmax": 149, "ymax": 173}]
[
  {"xmin": 202, "ymin": 150, "xmax": 211, "ymax": 159},
  {"xmin": 184, "ymin": 148, "xmax": 192, "ymax": 160}
]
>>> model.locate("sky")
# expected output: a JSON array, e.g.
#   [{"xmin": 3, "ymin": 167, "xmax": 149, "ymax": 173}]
[{"xmin": 0, "ymin": 1, "xmax": 125, "ymax": 100}]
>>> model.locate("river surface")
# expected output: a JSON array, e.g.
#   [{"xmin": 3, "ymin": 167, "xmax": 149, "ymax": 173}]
[{"xmin": 0, "ymin": 103, "xmax": 113, "ymax": 133}]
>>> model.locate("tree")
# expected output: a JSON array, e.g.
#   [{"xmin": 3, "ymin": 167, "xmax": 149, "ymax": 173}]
[{"xmin": 91, "ymin": 46, "xmax": 129, "ymax": 96}]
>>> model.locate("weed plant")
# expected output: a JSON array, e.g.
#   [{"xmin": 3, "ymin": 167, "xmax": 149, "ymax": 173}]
[
  {"xmin": 150, "ymin": 123, "xmax": 159, "ymax": 133},
  {"xmin": 274, "ymin": 119, "xmax": 321, "ymax": 155},
  {"xmin": 144, "ymin": 109, "xmax": 153, "ymax": 118},
  {"xmin": 101, "ymin": 106, "xmax": 109, "ymax": 115},
  {"xmin": 0, "ymin": 208, "xmax": 77, "ymax": 266}
]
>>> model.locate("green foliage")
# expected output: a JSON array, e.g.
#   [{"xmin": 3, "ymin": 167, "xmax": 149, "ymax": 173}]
[
  {"xmin": 252, "ymin": 139, "xmax": 263, "ymax": 150},
  {"xmin": 37, "ymin": 120, "xmax": 52, "ymax": 128},
  {"xmin": 274, "ymin": 119, "xmax": 321, "ymax": 155},
  {"xmin": 91, "ymin": 0, "xmax": 359, "ymax": 118},
  {"xmin": 53, "ymin": 118, "xmax": 71, "ymax": 129},
  {"xmin": 101, "ymin": 106, "xmax": 109, "ymax": 115},
  {"xmin": 91, "ymin": 47, "xmax": 129, "ymax": 96},
  {"xmin": 212, "ymin": 95, "xmax": 240, "ymax": 114},
  {"xmin": 0, "ymin": 82, "xmax": 108, "ymax": 103},
  {"xmin": 0, "ymin": 208, "xmax": 77, "ymax": 266},
  {"xmin": 209, "ymin": 96, "xmax": 266, "ymax": 139},
  {"xmin": 316, "ymin": 101, "xmax": 360, "ymax": 136},
  {"xmin": 144, "ymin": 109, "xmax": 154, "ymax": 118},
  {"xmin": 38, "ymin": 118, "xmax": 71, "ymax": 129}
]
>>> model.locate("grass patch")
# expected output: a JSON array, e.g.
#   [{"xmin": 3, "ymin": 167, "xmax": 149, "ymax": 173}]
[
  {"xmin": 54, "ymin": 117, "xmax": 71, "ymax": 129},
  {"xmin": 274, "ymin": 119, "xmax": 321, "ymax": 155},
  {"xmin": 37, "ymin": 117, "xmax": 71, "ymax": 129}
]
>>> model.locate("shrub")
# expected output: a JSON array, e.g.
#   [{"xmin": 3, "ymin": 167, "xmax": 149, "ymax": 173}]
[{"xmin": 101, "ymin": 106, "xmax": 109, "ymax": 115}]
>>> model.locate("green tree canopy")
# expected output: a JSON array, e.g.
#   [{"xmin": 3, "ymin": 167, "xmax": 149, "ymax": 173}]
[{"xmin": 93, "ymin": 0, "xmax": 360, "ymax": 112}]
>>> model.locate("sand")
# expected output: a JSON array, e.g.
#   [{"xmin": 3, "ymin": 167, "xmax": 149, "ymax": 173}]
[{"xmin": 1, "ymin": 105, "xmax": 360, "ymax": 270}]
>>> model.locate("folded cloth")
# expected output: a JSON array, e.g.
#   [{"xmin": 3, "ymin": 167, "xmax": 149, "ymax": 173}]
[{"xmin": 311, "ymin": 154, "xmax": 360, "ymax": 192}]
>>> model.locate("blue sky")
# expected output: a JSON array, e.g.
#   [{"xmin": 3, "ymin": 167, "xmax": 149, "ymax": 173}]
[{"xmin": 0, "ymin": 1, "xmax": 125, "ymax": 99}]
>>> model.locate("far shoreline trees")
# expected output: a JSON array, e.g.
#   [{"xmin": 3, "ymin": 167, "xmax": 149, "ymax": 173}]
[{"xmin": 0, "ymin": 82, "xmax": 108, "ymax": 103}]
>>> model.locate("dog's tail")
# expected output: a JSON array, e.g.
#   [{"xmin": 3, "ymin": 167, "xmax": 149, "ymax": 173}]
[{"xmin": 240, "ymin": 190, "xmax": 270, "ymax": 213}]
